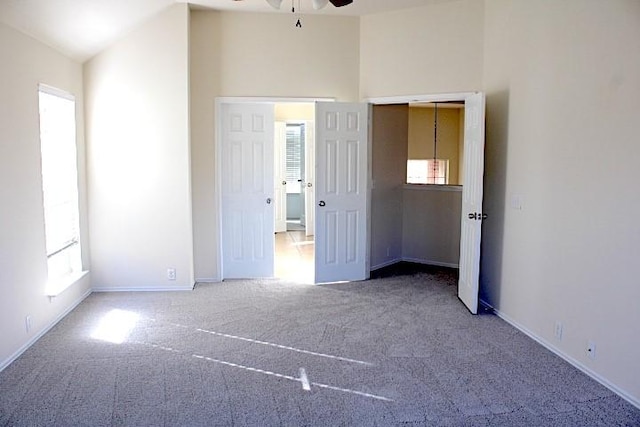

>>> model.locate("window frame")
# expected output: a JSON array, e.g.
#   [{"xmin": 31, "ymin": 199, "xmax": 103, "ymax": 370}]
[{"xmin": 38, "ymin": 84, "xmax": 84, "ymax": 291}]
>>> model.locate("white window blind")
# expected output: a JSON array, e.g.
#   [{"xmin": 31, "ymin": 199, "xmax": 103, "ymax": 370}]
[
  {"xmin": 38, "ymin": 85, "xmax": 82, "ymax": 280},
  {"xmin": 286, "ymin": 124, "xmax": 304, "ymax": 183},
  {"xmin": 285, "ymin": 123, "xmax": 305, "ymax": 194}
]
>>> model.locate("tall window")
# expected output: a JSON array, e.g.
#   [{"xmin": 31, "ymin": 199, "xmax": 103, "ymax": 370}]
[
  {"xmin": 286, "ymin": 123, "xmax": 305, "ymax": 193},
  {"xmin": 38, "ymin": 85, "xmax": 82, "ymax": 282}
]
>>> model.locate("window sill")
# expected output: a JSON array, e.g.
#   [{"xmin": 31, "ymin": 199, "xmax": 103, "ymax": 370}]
[
  {"xmin": 403, "ymin": 184, "xmax": 462, "ymax": 192},
  {"xmin": 46, "ymin": 270, "xmax": 89, "ymax": 298}
]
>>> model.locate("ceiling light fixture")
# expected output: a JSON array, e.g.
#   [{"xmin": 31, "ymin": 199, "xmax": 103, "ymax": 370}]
[
  {"xmin": 265, "ymin": 0, "xmax": 353, "ymax": 10},
  {"xmin": 266, "ymin": 0, "xmax": 283, "ymax": 9},
  {"xmin": 312, "ymin": 0, "xmax": 329, "ymax": 9}
]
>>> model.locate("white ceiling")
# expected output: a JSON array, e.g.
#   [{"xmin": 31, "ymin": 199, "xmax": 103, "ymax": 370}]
[{"xmin": 0, "ymin": 0, "xmax": 453, "ymax": 62}]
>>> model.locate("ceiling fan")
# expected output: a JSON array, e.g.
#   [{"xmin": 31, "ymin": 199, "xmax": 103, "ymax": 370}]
[{"xmin": 266, "ymin": 0, "xmax": 354, "ymax": 10}]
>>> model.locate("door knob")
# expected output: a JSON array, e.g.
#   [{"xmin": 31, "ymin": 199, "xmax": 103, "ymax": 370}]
[
  {"xmin": 266, "ymin": 198, "xmax": 272, "ymax": 204},
  {"xmin": 468, "ymin": 212, "xmax": 488, "ymax": 221},
  {"xmin": 307, "ymin": 182, "xmax": 313, "ymax": 188},
  {"xmin": 282, "ymin": 181, "xmax": 286, "ymax": 185},
  {"xmin": 319, "ymin": 201, "xmax": 326, "ymax": 207}
]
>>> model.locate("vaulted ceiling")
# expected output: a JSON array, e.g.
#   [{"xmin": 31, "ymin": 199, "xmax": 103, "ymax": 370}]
[{"xmin": 0, "ymin": 0, "xmax": 454, "ymax": 62}]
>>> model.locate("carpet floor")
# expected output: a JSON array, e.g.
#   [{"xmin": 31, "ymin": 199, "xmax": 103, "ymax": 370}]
[{"xmin": 1, "ymin": 267, "xmax": 639, "ymax": 426}]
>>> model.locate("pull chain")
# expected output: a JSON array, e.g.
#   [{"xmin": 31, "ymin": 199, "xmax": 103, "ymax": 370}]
[
  {"xmin": 294, "ymin": 0, "xmax": 302, "ymax": 28},
  {"xmin": 433, "ymin": 102, "xmax": 438, "ymax": 161}
]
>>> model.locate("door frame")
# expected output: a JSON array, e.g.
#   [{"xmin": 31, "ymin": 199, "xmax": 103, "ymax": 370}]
[
  {"xmin": 366, "ymin": 91, "xmax": 485, "ymax": 313},
  {"xmin": 215, "ymin": 97, "xmax": 333, "ymax": 280}
]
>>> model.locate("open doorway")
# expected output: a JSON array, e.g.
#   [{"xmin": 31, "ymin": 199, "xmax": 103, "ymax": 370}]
[
  {"xmin": 273, "ymin": 103, "xmax": 315, "ymax": 283},
  {"xmin": 368, "ymin": 92, "xmax": 485, "ymax": 314}
]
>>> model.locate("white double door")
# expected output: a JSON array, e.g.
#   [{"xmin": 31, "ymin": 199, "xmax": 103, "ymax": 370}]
[{"xmin": 221, "ymin": 102, "xmax": 370, "ymax": 284}]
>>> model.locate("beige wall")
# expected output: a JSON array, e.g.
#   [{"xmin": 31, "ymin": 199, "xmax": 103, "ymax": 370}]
[
  {"xmin": 217, "ymin": 12, "xmax": 360, "ymax": 101},
  {"xmin": 275, "ymin": 103, "xmax": 315, "ymax": 122},
  {"xmin": 190, "ymin": 10, "xmax": 222, "ymax": 281},
  {"xmin": 370, "ymin": 105, "xmax": 408, "ymax": 269},
  {"xmin": 84, "ymin": 4, "xmax": 193, "ymax": 290},
  {"xmin": 189, "ymin": 10, "xmax": 360, "ymax": 280},
  {"xmin": 0, "ymin": 22, "xmax": 91, "ymax": 368},
  {"xmin": 363, "ymin": 0, "xmax": 640, "ymax": 406},
  {"xmin": 408, "ymin": 107, "xmax": 463, "ymax": 185},
  {"xmin": 359, "ymin": 0, "xmax": 484, "ymax": 98},
  {"xmin": 402, "ymin": 187, "xmax": 462, "ymax": 267},
  {"xmin": 481, "ymin": 0, "xmax": 640, "ymax": 405}
]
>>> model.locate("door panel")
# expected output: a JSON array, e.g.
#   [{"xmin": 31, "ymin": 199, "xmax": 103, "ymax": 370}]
[
  {"xmin": 221, "ymin": 103, "xmax": 275, "ymax": 279},
  {"xmin": 315, "ymin": 102, "xmax": 370, "ymax": 283},
  {"xmin": 458, "ymin": 92, "xmax": 486, "ymax": 314}
]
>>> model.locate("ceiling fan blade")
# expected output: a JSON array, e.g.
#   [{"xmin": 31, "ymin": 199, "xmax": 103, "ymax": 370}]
[{"xmin": 329, "ymin": 0, "xmax": 353, "ymax": 7}]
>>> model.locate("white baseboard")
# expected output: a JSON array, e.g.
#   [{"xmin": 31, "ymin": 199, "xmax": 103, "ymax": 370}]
[
  {"xmin": 195, "ymin": 277, "xmax": 222, "ymax": 284},
  {"xmin": 371, "ymin": 258, "xmax": 459, "ymax": 272},
  {"xmin": 92, "ymin": 284, "xmax": 194, "ymax": 292},
  {"xmin": 0, "ymin": 288, "xmax": 92, "ymax": 373},
  {"xmin": 401, "ymin": 257, "xmax": 459, "ymax": 269},
  {"xmin": 370, "ymin": 258, "xmax": 403, "ymax": 271},
  {"xmin": 481, "ymin": 299, "xmax": 640, "ymax": 410}
]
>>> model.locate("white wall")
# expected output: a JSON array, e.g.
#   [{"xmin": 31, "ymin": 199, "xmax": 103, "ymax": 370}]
[
  {"xmin": 189, "ymin": 10, "xmax": 360, "ymax": 280},
  {"xmin": 359, "ymin": 0, "xmax": 484, "ymax": 98},
  {"xmin": 84, "ymin": 4, "xmax": 193, "ymax": 290},
  {"xmin": 0, "ymin": 23, "xmax": 91, "ymax": 368},
  {"xmin": 480, "ymin": 0, "xmax": 640, "ymax": 405}
]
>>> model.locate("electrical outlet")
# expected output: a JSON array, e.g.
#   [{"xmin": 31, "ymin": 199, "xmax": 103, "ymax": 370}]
[
  {"xmin": 25, "ymin": 315, "xmax": 32, "ymax": 333},
  {"xmin": 510, "ymin": 194, "xmax": 524, "ymax": 210},
  {"xmin": 587, "ymin": 340, "xmax": 596, "ymax": 359},
  {"xmin": 554, "ymin": 321, "xmax": 563, "ymax": 340},
  {"xmin": 167, "ymin": 268, "xmax": 176, "ymax": 281}
]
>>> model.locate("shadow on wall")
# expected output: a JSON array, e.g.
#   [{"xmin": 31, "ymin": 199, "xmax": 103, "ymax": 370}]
[{"xmin": 480, "ymin": 89, "xmax": 510, "ymax": 309}]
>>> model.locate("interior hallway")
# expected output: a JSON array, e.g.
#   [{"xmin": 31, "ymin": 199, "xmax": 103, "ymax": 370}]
[{"xmin": 275, "ymin": 223, "xmax": 314, "ymax": 284}]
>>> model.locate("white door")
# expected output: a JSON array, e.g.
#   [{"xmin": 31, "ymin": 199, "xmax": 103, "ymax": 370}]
[
  {"xmin": 458, "ymin": 92, "xmax": 486, "ymax": 314},
  {"xmin": 221, "ymin": 103, "xmax": 275, "ymax": 279},
  {"xmin": 315, "ymin": 102, "xmax": 370, "ymax": 284},
  {"xmin": 304, "ymin": 120, "xmax": 315, "ymax": 236},
  {"xmin": 274, "ymin": 121, "xmax": 287, "ymax": 233}
]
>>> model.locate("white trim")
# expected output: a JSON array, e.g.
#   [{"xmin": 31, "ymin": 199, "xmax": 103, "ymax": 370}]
[
  {"xmin": 195, "ymin": 277, "xmax": 222, "ymax": 284},
  {"xmin": 371, "ymin": 258, "xmax": 459, "ymax": 271},
  {"xmin": 403, "ymin": 184, "xmax": 463, "ymax": 192},
  {"xmin": 216, "ymin": 96, "xmax": 334, "ymax": 104},
  {"xmin": 366, "ymin": 92, "xmax": 477, "ymax": 105},
  {"xmin": 370, "ymin": 258, "xmax": 403, "ymax": 271},
  {"xmin": 38, "ymin": 83, "xmax": 75, "ymax": 101},
  {"xmin": 0, "ymin": 288, "xmax": 91, "ymax": 373},
  {"xmin": 46, "ymin": 270, "xmax": 89, "ymax": 297},
  {"xmin": 402, "ymin": 257, "xmax": 459, "ymax": 269},
  {"xmin": 92, "ymin": 285, "xmax": 194, "ymax": 292},
  {"xmin": 482, "ymin": 299, "xmax": 640, "ymax": 410}
]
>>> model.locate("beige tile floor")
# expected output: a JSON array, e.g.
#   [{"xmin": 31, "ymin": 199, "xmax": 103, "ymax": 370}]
[{"xmin": 275, "ymin": 230, "xmax": 314, "ymax": 283}]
